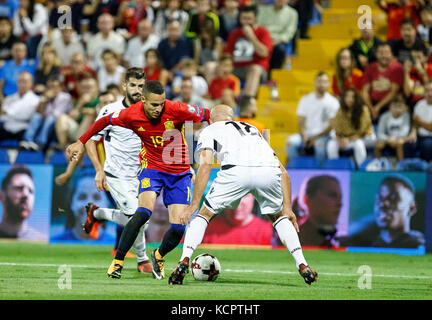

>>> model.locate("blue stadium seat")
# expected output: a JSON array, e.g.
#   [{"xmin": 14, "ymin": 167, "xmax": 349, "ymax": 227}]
[
  {"xmin": 0, "ymin": 139, "xmax": 19, "ymax": 148},
  {"xmin": 359, "ymin": 158, "xmax": 393, "ymax": 171},
  {"xmin": 49, "ymin": 151, "xmax": 68, "ymax": 166},
  {"xmin": 0, "ymin": 150, "xmax": 9, "ymax": 163},
  {"xmin": 396, "ymin": 158, "xmax": 428, "ymax": 171},
  {"xmin": 286, "ymin": 156, "xmax": 320, "ymax": 169},
  {"xmin": 321, "ymin": 158, "xmax": 355, "ymax": 170},
  {"xmin": 15, "ymin": 151, "xmax": 45, "ymax": 164}
]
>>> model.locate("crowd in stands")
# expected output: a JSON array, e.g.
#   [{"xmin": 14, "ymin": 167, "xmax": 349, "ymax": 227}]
[
  {"xmin": 0, "ymin": 0, "xmax": 310, "ymax": 160},
  {"xmin": 286, "ymin": 0, "xmax": 432, "ymax": 170}
]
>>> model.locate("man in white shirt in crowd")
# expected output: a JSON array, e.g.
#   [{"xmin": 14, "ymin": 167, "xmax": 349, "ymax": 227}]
[
  {"xmin": 44, "ymin": 27, "xmax": 85, "ymax": 66},
  {"xmin": 98, "ymin": 49, "xmax": 126, "ymax": 92},
  {"xmin": 123, "ymin": 19, "xmax": 159, "ymax": 69},
  {"xmin": 87, "ymin": 13, "xmax": 125, "ymax": 70},
  {"xmin": 0, "ymin": 71, "xmax": 40, "ymax": 141},
  {"xmin": 285, "ymin": 72, "xmax": 340, "ymax": 164}
]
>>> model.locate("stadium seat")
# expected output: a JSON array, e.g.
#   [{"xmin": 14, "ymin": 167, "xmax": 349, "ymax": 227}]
[
  {"xmin": 321, "ymin": 158, "xmax": 355, "ymax": 170},
  {"xmin": 49, "ymin": 151, "xmax": 68, "ymax": 166},
  {"xmin": 359, "ymin": 158, "xmax": 393, "ymax": 171},
  {"xmin": 395, "ymin": 158, "xmax": 428, "ymax": 171},
  {"xmin": 14, "ymin": 151, "xmax": 45, "ymax": 164},
  {"xmin": 0, "ymin": 150, "xmax": 9, "ymax": 163},
  {"xmin": 286, "ymin": 156, "xmax": 320, "ymax": 169},
  {"xmin": 0, "ymin": 139, "xmax": 19, "ymax": 148}
]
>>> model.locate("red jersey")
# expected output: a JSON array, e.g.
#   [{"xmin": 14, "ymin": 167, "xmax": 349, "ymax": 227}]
[
  {"xmin": 384, "ymin": 2, "xmax": 420, "ymax": 40},
  {"xmin": 79, "ymin": 99, "xmax": 210, "ymax": 174},
  {"xmin": 407, "ymin": 63, "xmax": 432, "ymax": 103},
  {"xmin": 224, "ymin": 26, "xmax": 273, "ymax": 71},
  {"xmin": 209, "ymin": 74, "xmax": 241, "ymax": 99},
  {"xmin": 61, "ymin": 65, "xmax": 97, "ymax": 99},
  {"xmin": 331, "ymin": 68, "xmax": 364, "ymax": 96},
  {"xmin": 363, "ymin": 60, "xmax": 404, "ymax": 102}
]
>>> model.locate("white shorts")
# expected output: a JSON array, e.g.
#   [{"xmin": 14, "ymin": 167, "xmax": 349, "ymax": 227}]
[
  {"xmin": 105, "ymin": 175, "xmax": 139, "ymax": 216},
  {"xmin": 204, "ymin": 166, "xmax": 283, "ymax": 215}
]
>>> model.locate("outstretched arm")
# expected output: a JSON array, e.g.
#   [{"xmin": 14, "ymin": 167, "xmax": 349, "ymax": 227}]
[
  {"xmin": 86, "ymin": 139, "xmax": 107, "ymax": 192},
  {"xmin": 179, "ymin": 149, "xmax": 213, "ymax": 225}
]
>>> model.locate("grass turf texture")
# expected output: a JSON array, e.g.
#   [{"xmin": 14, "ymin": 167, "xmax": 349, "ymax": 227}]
[{"xmin": 0, "ymin": 242, "xmax": 431, "ymax": 300}]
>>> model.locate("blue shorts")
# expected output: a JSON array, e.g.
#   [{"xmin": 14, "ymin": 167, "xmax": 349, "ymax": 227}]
[{"xmin": 138, "ymin": 169, "xmax": 192, "ymax": 207}]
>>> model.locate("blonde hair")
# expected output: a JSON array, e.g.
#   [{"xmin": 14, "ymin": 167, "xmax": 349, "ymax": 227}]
[{"xmin": 39, "ymin": 45, "xmax": 61, "ymax": 70}]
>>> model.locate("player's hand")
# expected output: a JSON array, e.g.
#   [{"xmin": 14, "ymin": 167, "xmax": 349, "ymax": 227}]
[
  {"xmin": 179, "ymin": 205, "xmax": 196, "ymax": 225},
  {"xmin": 282, "ymin": 208, "xmax": 299, "ymax": 233},
  {"xmin": 66, "ymin": 141, "xmax": 84, "ymax": 161},
  {"xmin": 94, "ymin": 170, "xmax": 107, "ymax": 192}
]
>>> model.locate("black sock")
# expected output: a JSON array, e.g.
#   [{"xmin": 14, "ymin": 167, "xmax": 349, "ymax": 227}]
[
  {"xmin": 115, "ymin": 208, "xmax": 151, "ymax": 260},
  {"xmin": 158, "ymin": 224, "xmax": 185, "ymax": 257}
]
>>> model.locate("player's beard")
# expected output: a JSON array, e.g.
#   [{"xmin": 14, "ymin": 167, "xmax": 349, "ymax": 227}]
[
  {"xmin": 3, "ymin": 197, "xmax": 30, "ymax": 224},
  {"xmin": 127, "ymin": 91, "xmax": 141, "ymax": 105}
]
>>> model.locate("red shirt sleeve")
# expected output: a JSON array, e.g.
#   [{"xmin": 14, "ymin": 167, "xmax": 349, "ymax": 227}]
[
  {"xmin": 224, "ymin": 29, "xmax": 238, "ymax": 54},
  {"xmin": 331, "ymin": 74, "xmax": 340, "ymax": 96},
  {"xmin": 390, "ymin": 62, "xmax": 404, "ymax": 87},
  {"xmin": 171, "ymin": 100, "xmax": 210, "ymax": 123}
]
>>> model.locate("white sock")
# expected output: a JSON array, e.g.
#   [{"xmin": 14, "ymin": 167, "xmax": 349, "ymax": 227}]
[
  {"xmin": 133, "ymin": 224, "xmax": 149, "ymax": 262},
  {"xmin": 273, "ymin": 216, "xmax": 307, "ymax": 269},
  {"xmin": 94, "ymin": 208, "xmax": 130, "ymax": 226},
  {"xmin": 180, "ymin": 215, "xmax": 209, "ymax": 262}
]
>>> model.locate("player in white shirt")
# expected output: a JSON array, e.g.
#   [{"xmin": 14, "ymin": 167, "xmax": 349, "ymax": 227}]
[
  {"xmin": 83, "ymin": 68, "xmax": 152, "ymax": 273},
  {"xmin": 168, "ymin": 105, "xmax": 318, "ymax": 285}
]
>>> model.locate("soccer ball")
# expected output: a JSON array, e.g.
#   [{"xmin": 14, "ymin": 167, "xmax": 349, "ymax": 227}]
[{"xmin": 191, "ymin": 253, "xmax": 221, "ymax": 281}]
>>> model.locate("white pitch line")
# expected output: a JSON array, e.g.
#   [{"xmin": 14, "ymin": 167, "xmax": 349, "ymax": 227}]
[{"xmin": 1, "ymin": 262, "xmax": 431, "ymax": 280}]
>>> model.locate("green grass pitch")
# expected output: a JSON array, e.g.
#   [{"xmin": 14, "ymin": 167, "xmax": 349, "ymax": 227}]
[{"xmin": 0, "ymin": 242, "xmax": 431, "ymax": 300}]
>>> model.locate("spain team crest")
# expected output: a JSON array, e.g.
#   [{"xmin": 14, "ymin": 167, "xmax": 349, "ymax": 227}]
[
  {"xmin": 141, "ymin": 178, "xmax": 151, "ymax": 189},
  {"xmin": 164, "ymin": 120, "xmax": 175, "ymax": 130}
]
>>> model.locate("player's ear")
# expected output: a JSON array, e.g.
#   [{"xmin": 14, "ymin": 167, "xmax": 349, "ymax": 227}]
[{"xmin": 408, "ymin": 200, "xmax": 417, "ymax": 218}]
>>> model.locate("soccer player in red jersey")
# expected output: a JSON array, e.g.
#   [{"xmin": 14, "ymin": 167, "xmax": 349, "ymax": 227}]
[{"xmin": 66, "ymin": 80, "xmax": 211, "ymax": 279}]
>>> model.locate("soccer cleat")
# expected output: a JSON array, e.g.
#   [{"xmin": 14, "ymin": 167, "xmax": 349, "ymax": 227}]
[
  {"xmin": 299, "ymin": 264, "xmax": 318, "ymax": 285},
  {"xmin": 168, "ymin": 261, "xmax": 189, "ymax": 285},
  {"xmin": 151, "ymin": 249, "xmax": 165, "ymax": 279},
  {"xmin": 137, "ymin": 260, "xmax": 153, "ymax": 273},
  {"xmin": 83, "ymin": 203, "xmax": 100, "ymax": 239},
  {"xmin": 107, "ymin": 259, "xmax": 124, "ymax": 279}
]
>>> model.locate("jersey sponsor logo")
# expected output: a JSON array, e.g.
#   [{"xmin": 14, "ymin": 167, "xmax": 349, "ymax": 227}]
[
  {"xmin": 141, "ymin": 178, "xmax": 151, "ymax": 189},
  {"xmin": 187, "ymin": 104, "xmax": 196, "ymax": 114},
  {"xmin": 138, "ymin": 126, "xmax": 145, "ymax": 132},
  {"xmin": 164, "ymin": 120, "xmax": 175, "ymax": 130}
]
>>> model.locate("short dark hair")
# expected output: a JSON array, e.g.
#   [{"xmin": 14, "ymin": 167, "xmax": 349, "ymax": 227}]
[
  {"xmin": 125, "ymin": 67, "xmax": 146, "ymax": 83},
  {"xmin": 315, "ymin": 71, "xmax": 328, "ymax": 79},
  {"xmin": 239, "ymin": 4, "xmax": 257, "ymax": 16},
  {"xmin": 101, "ymin": 49, "xmax": 117, "ymax": 59},
  {"xmin": 98, "ymin": 90, "xmax": 111, "ymax": 98},
  {"xmin": 142, "ymin": 80, "xmax": 165, "ymax": 98},
  {"xmin": 107, "ymin": 83, "xmax": 120, "ymax": 91},
  {"xmin": 400, "ymin": 18, "xmax": 416, "ymax": 28},
  {"xmin": 1, "ymin": 166, "xmax": 33, "ymax": 191}
]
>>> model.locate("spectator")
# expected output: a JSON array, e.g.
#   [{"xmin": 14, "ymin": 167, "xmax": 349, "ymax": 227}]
[
  {"xmin": 403, "ymin": 49, "xmax": 432, "ymax": 110},
  {"xmin": 417, "ymin": 5, "xmax": 432, "ymax": 50},
  {"xmin": 123, "ymin": 19, "xmax": 159, "ymax": 69},
  {"xmin": 407, "ymin": 81, "xmax": 432, "ymax": 161},
  {"xmin": 327, "ymin": 88, "xmax": 376, "ymax": 167},
  {"xmin": 173, "ymin": 77, "xmax": 206, "ymax": 107},
  {"xmin": 98, "ymin": 49, "xmax": 126, "ymax": 92},
  {"xmin": 81, "ymin": 0, "xmax": 120, "ymax": 35},
  {"xmin": 12, "ymin": 0, "xmax": 48, "ymax": 59},
  {"xmin": 86, "ymin": 13, "xmax": 126, "ymax": 70},
  {"xmin": 208, "ymin": 54, "xmax": 240, "ymax": 103},
  {"xmin": 157, "ymin": 19, "xmax": 193, "ymax": 80},
  {"xmin": 236, "ymin": 95, "xmax": 265, "ymax": 133},
  {"xmin": 0, "ymin": 71, "xmax": 40, "ymax": 141},
  {"xmin": 224, "ymin": 4, "xmax": 273, "ymax": 98},
  {"xmin": 115, "ymin": 0, "xmax": 154, "ymax": 38},
  {"xmin": 374, "ymin": 95, "xmax": 413, "ymax": 161},
  {"xmin": 377, "ymin": 0, "xmax": 422, "ymax": 41},
  {"xmin": 55, "ymin": 77, "xmax": 99, "ymax": 149},
  {"xmin": 0, "ymin": 15, "xmax": 18, "ymax": 67},
  {"xmin": 218, "ymin": 0, "xmax": 239, "ymax": 42},
  {"xmin": 291, "ymin": 0, "xmax": 314, "ymax": 39},
  {"xmin": 106, "ymin": 83, "xmax": 122, "ymax": 101},
  {"xmin": 47, "ymin": 0, "xmax": 84, "ymax": 34},
  {"xmin": 194, "ymin": 21, "xmax": 223, "ymax": 84},
  {"xmin": 286, "ymin": 72, "xmax": 340, "ymax": 164},
  {"xmin": 153, "ymin": 0, "xmax": 189, "ymax": 39},
  {"xmin": 362, "ymin": 43, "xmax": 404, "ymax": 122},
  {"xmin": 0, "ymin": 0, "xmax": 18, "ymax": 19},
  {"xmin": 349, "ymin": 23, "xmax": 384, "ymax": 71},
  {"xmin": 172, "ymin": 59, "xmax": 208, "ymax": 98},
  {"xmin": 42, "ymin": 27, "xmax": 85, "ymax": 66},
  {"xmin": 332, "ymin": 48, "xmax": 364, "ymax": 97},
  {"xmin": 61, "ymin": 52, "xmax": 97, "ymax": 100},
  {"xmin": 33, "ymin": 44, "xmax": 61, "ymax": 95},
  {"xmin": 184, "ymin": 0, "xmax": 219, "ymax": 40},
  {"xmin": 0, "ymin": 41, "xmax": 36, "ymax": 99},
  {"xmin": 19, "ymin": 76, "xmax": 73, "ymax": 151},
  {"xmin": 257, "ymin": 0, "xmax": 298, "ymax": 71},
  {"xmin": 389, "ymin": 18, "xmax": 427, "ymax": 64},
  {"xmin": 143, "ymin": 48, "xmax": 169, "ymax": 86}
]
